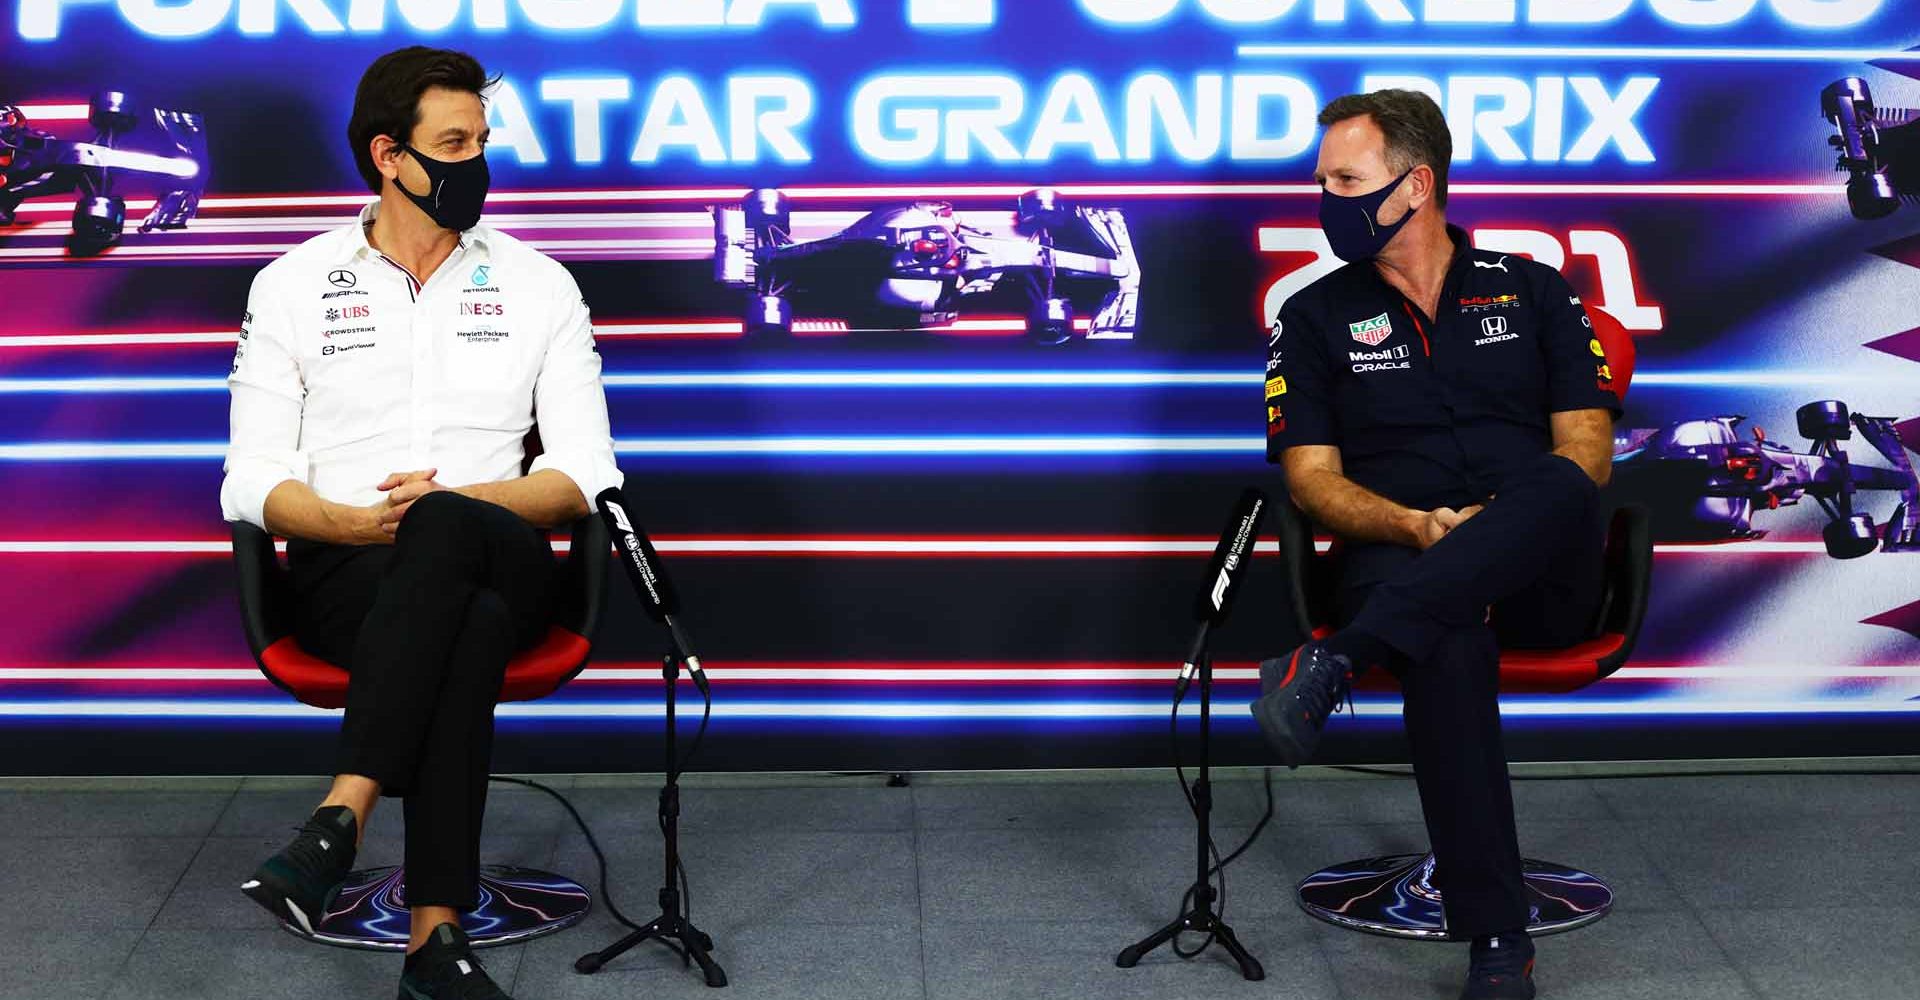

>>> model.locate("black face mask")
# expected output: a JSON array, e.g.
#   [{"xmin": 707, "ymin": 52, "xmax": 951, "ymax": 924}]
[
  {"xmin": 1318, "ymin": 169, "xmax": 1416, "ymax": 263},
  {"xmin": 396, "ymin": 144, "xmax": 489, "ymax": 232}
]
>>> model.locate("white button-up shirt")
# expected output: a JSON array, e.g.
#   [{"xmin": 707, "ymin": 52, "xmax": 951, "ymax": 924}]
[{"xmin": 220, "ymin": 203, "xmax": 621, "ymax": 529}]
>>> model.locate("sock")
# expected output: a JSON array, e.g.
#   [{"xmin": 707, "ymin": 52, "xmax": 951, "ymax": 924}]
[{"xmin": 1319, "ymin": 627, "xmax": 1395, "ymax": 673}]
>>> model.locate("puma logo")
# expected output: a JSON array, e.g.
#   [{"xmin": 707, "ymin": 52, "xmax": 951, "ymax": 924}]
[{"xmin": 1473, "ymin": 256, "xmax": 1509, "ymax": 272}]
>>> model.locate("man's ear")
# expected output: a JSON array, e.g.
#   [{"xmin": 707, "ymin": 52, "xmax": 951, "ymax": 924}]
[
  {"xmin": 1405, "ymin": 163, "xmax": 1437, "ymax": 212},
  {"xmin": 370, "ymin": 135, "xmax": 404, "ymax": 183}
]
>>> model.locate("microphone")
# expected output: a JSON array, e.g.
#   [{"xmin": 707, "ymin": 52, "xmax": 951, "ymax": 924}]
[
  {"xmin": 1175, "ymin": 488, "xmax": 1269, "ymax": 700},
  {"xmin": 596, "ymin": 486, "xmax": 708, "ymax": 694}
]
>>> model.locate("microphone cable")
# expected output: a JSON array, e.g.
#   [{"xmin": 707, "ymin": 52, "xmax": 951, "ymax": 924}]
[
  {"xmin": 1163, "ymin": 673, "xmax": 1277, "ymax": 960},
  {"xmin": 487, "ymin": 662, "xmax": 716, "ymax": 962}
]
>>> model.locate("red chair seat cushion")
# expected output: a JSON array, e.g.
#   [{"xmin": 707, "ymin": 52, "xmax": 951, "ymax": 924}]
[
  {"xmin": 1497, "ymin": 633, "xmax": 1627, "ymax": 694},
  {"xmin": 1335, "ymin": 633, "xmax": 1627, "ymax": 697},
  {"xmin": 260, "ymin": 627, "xmax": 591, "ymax": 710}
]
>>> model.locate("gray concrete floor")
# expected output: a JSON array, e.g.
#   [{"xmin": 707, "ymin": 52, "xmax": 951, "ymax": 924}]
[{"xmin": 2, "ymin": 764, "xmax": 1915, "ymax": 1000}]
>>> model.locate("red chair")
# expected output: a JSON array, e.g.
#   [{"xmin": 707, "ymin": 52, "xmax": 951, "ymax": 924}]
[
  {"xmin": 1276, "ymin": 307, "xmax": 1653, "ymax": 939},
  {"xmin": 229, "ymin": 513, "xmax": 609, "ymax": 950}
]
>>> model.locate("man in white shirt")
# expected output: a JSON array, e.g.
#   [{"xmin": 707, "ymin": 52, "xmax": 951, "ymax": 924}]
[{"xmin": 223, "ymin": 47, "xmax": 619, "ymax": 999}]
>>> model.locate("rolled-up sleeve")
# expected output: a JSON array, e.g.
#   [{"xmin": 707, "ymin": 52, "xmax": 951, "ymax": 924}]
[
  {"xmin": 527, "ymin": 270, "xmax": 621, "ymax": 511},
  {"xmin": 220, "ymin": 271, "xmax": 308, "ymax": 528}
]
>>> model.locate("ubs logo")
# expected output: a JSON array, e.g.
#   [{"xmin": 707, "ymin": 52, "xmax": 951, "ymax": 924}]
[{"xmin": 327, "ymin": 269, "xmax": 357, "ymax": 288}]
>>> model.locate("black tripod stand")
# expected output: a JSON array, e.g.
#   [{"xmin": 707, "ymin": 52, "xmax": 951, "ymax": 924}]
[
  {"xmin": 1116, "ymin": 652, "xmax": 1265, "ymax": 980},
  {"xmin": 574, "ymin": 651, "xmax": 727, "ymax": 987}
]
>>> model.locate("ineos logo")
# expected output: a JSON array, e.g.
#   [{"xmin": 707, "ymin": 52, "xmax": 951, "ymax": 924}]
[{"xmin": 327, "ymin": 269, "xmax": 357, "ymax": 288}]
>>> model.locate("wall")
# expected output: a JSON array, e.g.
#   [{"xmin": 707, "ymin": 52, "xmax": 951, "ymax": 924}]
[{"xmin": 2, "ymin": 0, "xmax": 1917, "ymax": 773}]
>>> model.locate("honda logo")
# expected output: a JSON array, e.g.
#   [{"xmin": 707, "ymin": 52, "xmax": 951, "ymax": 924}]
[{"xmin": 1481, "ymin": 316, "xmax": 1508, "ymax": 338}]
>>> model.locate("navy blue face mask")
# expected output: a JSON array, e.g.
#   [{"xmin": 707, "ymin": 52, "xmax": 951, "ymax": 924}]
[
  {"xmin": 396, "ymin": 144, "xmax": 489, "ymax": 233},
  {"xmin": 1318, "ymin": 169, "xmax": 1416, "ymax": 263}
]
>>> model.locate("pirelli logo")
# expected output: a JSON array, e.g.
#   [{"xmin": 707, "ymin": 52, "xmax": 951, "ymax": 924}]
[{"xmin": 1265, "ymin": 376, "xmax": 1287, "ymax": 399}]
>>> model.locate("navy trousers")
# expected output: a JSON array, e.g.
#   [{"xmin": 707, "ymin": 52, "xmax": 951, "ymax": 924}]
[{"xmin": 1335, "ymin": 452, "xmax": 1605, "ymax": 938}]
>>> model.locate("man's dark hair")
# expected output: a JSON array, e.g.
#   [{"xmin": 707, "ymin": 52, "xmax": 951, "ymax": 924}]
[
  {"xmin": 347, "ymin": 47, "xmax": 499, "ymax": 194},
  {"xmin": 1318, "ymin": 90, "xmax": 1452, "ymax": 208}
]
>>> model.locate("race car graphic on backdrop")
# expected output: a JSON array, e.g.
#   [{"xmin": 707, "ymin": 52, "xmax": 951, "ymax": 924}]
[
  {"xmin": 0, "ymin": 92, "xmax": 207, "ymax": 255},
  {"xmin": 714, "ymin": 187, "xmax": 1139, "ymax": 345},
  {"xmin": 1612, "ymin": 400, "xmax": 1920, "ymax": 558},
  {"xmin": 1822, "ymin": 77, "xmax": 1920, "ymax": 220}
]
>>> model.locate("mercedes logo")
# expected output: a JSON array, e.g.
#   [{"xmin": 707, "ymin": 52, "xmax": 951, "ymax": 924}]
[{"xmin": 328, "ymin": 269, "xmax": 357, "ymax": 288}]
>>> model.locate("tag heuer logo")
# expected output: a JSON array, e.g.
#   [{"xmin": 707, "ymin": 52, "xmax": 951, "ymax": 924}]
[{"xmin": 1349, "ymin": 313, "xmax": 1392, "ymax": 347}]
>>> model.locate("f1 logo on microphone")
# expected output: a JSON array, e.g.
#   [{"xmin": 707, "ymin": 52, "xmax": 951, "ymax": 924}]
[{"xmin": 607, "ymin": 501, "xmax": 634, "ymax": 534}]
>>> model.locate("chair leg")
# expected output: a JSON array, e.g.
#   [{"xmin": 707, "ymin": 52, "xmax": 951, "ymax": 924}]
[
  {"xmin": 276, "ymin": 864, "xmax": 592, "ymax": 951},
  {"xmin": 1296, "ymin": 851, "xmax": 1613, "ymax": 940}
]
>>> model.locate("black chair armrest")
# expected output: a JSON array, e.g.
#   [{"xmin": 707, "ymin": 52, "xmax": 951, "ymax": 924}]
[
  {"xmin": 555, "ymin": 512, "xmax": 610, "ymax": 642},
  {"xmin": 229, "ymin": 521, "xmax": 291, "ymax": 660},
  {"xmin": 1593, "ymin": 503, "xmax": 1653, "ymax": 679},
  {"xmin": 1272, "ymin": 498, "xmax": 1321, "ymax": 641}
]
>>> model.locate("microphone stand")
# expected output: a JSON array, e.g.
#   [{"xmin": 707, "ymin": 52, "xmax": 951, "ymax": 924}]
[
  {"xmin": 1115, "ymin": 647, "xmax": 1265, "ymax": 981},
  {"xmin": 573, "ymin": 644, "xmax": 727, "ymax": 988}
]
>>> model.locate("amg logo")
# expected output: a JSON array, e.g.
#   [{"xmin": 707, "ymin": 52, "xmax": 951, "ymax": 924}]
[
  {"xmin": 461, "ymin": 302, "xmax": 506, "ymax": 316},
  {"xmin": 1348, "ymin": 345, "xmax": 1411, "ymax": 363}
]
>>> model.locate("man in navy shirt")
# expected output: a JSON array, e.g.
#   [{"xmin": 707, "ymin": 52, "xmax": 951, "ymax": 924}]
[{"xmin": 1253, "ymin": 90, "xmax": 1620, "ymax": 1000}]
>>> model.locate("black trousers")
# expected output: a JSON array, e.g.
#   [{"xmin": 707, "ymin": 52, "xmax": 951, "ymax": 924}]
[
  {"xmin": 1334, "ymin": 452, "xmax": 1604, "ymax": 939},
  {"xmin": 286, "ymin": 491, "xmax": 555, "ymax": 910}
]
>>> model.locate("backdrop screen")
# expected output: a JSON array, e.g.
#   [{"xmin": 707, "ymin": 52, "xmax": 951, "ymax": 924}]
[{"xmin": 2, "ymin": 0, "xmax": 1917, "ymax": 772}]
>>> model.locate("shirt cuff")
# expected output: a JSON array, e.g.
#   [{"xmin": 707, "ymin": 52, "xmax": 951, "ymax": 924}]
[
  {"xmin": 529, "ymin": 448, "xmax": 623, "ymax": 513},
  {"xmin": 220, "ymin": 449, "xmax": 309, "ymax": 529}
]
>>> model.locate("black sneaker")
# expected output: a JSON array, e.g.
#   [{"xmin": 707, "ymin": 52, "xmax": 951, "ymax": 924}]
[
  {"xmin": 1249, "ymin": 640, "xmax": 1354, "ymax": 767},
  {"xmin": 399, "ymin": 923, "xmax": 512, "ymax": 1000},
  {"xmin": 239, "ymin": 804, "xmax": 357, "ymax": 935},
  {"xmin": 1461, "ymin": 932, "xmax": 1537, "ymax": 1000}
]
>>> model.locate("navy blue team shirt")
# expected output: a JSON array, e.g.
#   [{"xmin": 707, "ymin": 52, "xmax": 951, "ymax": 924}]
[{"xmin": 1265, "ymin": 224, "xmax": 1621, "ymax": 513}]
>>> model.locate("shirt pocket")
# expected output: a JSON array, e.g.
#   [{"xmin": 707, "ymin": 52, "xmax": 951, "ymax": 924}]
[{"xmin": 440, "ymin": 320, "xmax": 537, "ymax": 427}]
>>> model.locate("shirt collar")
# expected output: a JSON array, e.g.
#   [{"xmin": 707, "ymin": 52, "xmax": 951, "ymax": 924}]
[
  {"xmin": 1442, "ymin": 223, "xmax": 1472, "ymax": 275},
  {"xmin": 335, "ymin": 200, "xmax": 492, "ymax": 266}
]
